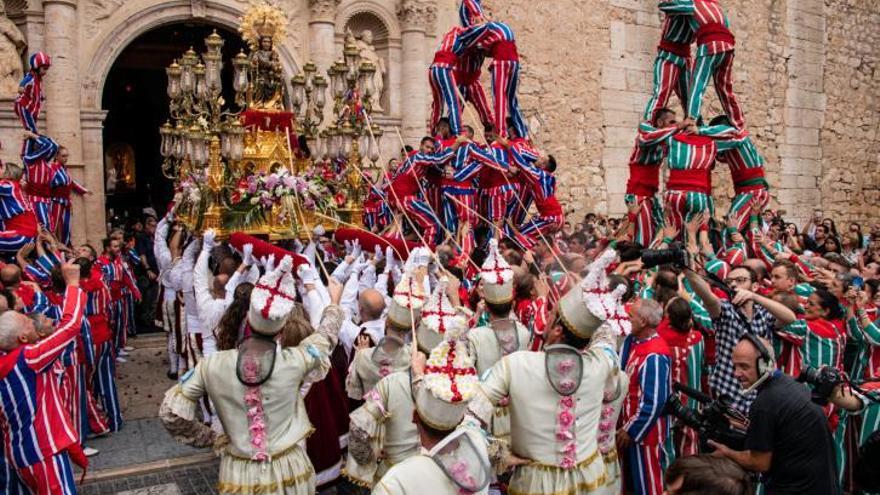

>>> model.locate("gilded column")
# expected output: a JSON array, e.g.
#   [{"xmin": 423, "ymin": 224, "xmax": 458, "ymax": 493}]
[{"xmin": 397, "ymin": 0, "xmax": 436, "ymax": 143}]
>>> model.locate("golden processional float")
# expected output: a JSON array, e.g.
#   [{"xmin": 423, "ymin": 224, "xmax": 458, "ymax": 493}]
[{"xmin": 159, "ymin": 2, "xmax": 384, "ymax": 239}]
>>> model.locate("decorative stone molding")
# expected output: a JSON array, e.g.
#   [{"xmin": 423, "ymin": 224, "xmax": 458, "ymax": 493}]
[
  {"xmin": 308, "ymin": 0, "xmax": 341, "ymax": 23},
  {"xmin": 396, "ymin": 0, "xmax": 435, "ymax": 32}
]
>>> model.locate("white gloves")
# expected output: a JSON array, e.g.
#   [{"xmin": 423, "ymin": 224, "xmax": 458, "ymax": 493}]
[
  {"xmin": 242, "ymin": 243, "xmax": 256, "ymax": 266},
  {"xmin": 202, "ymin": 229, "xmax": 216, "ymax": 251}
]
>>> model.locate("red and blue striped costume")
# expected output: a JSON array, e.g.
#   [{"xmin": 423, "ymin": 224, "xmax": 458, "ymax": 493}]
[
  {"xmin": 718, "ymin": 130, "xmax": 770, "ymax": 232},
  {"xmin": 643, "ymin": 12, "xmax": 694, "ymax": 121},
  {"xmin": 50, "ymin": 161, "xmax": 88, "ymax": 246},
  {"xmin": 659, "ymin": 0, "xmax": 744, "ymax": 129},
  {"xmin": 453, "ymin": 2, "xmax": 494, "ymax": 130},
  {"xmin": 657, "ymin": 319, "xmax": 704, "ymax": 458},
  {"xmin": 82, "ymin": 273, "xmax": 123, "ymax": 433},
  {"xmin": 429, "ymin": 27, "xmax": 467, "ymax": 136},
  {"xmin": 625, "ymin": 122, "xmax": 678, "ymax": 246},
  {"xmin": 509, "ymin": 150, "xmax": 563, "ymax": 250},
  {"xmin": 0, "ymin": 179, "xmax": 38, "ymax": 255},
  {"xmin": 663, "ymin": 125, "xmax": 738, "ymax": 241},
  {"xmin": 95, "ymin": 254, "xmax": 140, "ymax": 354},
  {"xmin": 14, "ymin": 53, "xmax": 58, "ymax": 165},
  {"xmin": 388, "ymin": 149, "xmax": 454, "ymax": 246},
  {"xmin": 436, "ymin": 140, "xmax": 479, "ymax": 254},
  {"xmin": 453, "ymin": 141, "xmax": 518, "ymax": 231},
  {"xmin": 620, "ymin": 332, "xmax": 672, "ymax": 495},
  {"xmin": 362, "ymin": 171, "xmax": 391, "ymax": 233},
  {"xmin": 0, "ymin": 287, "xmax": 86, "ymax": 495},
  {"xmin": 23, "ymin": 158, "xmax": 55, "ymax": 232},
  {"xmin": 454, "ymin": 18, "xmax": 527, "ymax": 139},
  {"xmin": 507, "ymin": 138, "xmax": 537, "ymax": 227}
]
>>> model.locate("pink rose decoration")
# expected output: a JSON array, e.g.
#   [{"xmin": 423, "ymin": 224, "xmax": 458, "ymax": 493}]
[
  {"xmin": 556, "ymin": 429, "xmax": 574, "ymax": 441},
  {"xmin": 560, "ymin": 456, "xmax": 575, "ymax": 470},
  {"xmin": 556, "ymin": 358, "xmax": 575, "ymax": 375},
  {"xmin": 558, "ymin": 410, "xmax": 575, "ymax": 428},
  {"xmin": 498, "ymin": 396, "xmax": 510, "ymax": 407},
  {"xmin": 560, "ymin": 396, "xmax": 575, "ymax": 409},
  {"xmin": 379, "ymin": 366, "xmax": 390, "ymax": 377}
]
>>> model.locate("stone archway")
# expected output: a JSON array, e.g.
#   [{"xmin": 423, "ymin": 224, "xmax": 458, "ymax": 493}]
[{"xmin": 75, "ymin": 0, "xmax": 304, "ymax": 244}]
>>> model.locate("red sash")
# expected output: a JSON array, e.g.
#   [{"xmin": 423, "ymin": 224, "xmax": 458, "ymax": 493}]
[
  {"xmin": 492, "ymin": 40, "xmax": 519, "ymax": 61},
  {"xmin": 730, "ymin": 167, "xmax": 767, "ymax": 193},
  {"xmin": 627, "ymin": 164, "xmax": 660, "ymax": 196},
  {"xmin": 88, "ymin": 314, "xmax": 112, "ymax": 345},
  {"xmin": 696, "ymin": 22, "xmax": 735, "ymax": 47},
  {"xmin": 667, "ymin": 169, "xmax": 712, "ymax": 195},
  {"xmin": 658, "ymin": 40, "xmax": 691, "ymax": 59},
  {"xmin": 4, "ymin": 212, "xmax": 38, "ymax": 237},
  {"xmin": 24, "ymin": 182, "xmax": 53, "ymax": 198},
  {"xmin": 53, "ymin": 185, "xmax": 72, "ymax": 199},
  {"xmin": 536, "ymin": 195, "xmax": 563, "ymax": 216},
  {"xmin": 432, "ymin": 51, "xmax": 457, "ymax": 66}
]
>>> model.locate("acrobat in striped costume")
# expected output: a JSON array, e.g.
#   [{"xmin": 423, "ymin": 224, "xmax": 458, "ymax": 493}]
[
  {"xmin": 662, "ymin": 124, "xmax": 738, "ymax": 241},
  {"xmin": 620, "ymin": 333, "xmax": 672, "ymax": 495},
  {"xmin": 643, "ymin": 10, "xmax": 694, "ymax": 121},
  {"xmin": 0, "ymin": 178, "xmax": 39, "ymax": 254},
  {"xmin": 659, "ymin": 0, "xmax": 745, "ymax": 129},
  {"xmin": 657, "ymin": 319, "xmax": 704, "ymax": 458},
  {"xmin": 455, "ymin": 4, "xmax": 527, "ymax": 139},
  {"xmin": 453, "ymin": 141, "xmax": 518, "ymax": 237},
  {"xmin": 362, "ymin": 170, "xmax": 391, "ymax": 233},
  {"xmin": 509, "ymin": 149, "xmax": 563, "ymax": 250},
  {"xmin": 49, "ymin": 158, "xmax": 89, "ymax": 246},
  {"xmin": 0, "ymin": 287, "xmax": 87, "ymax": 495},
  {"xmin": 14, "ymin": 52, "xmax": 58, "ymax": 165},
  {"xmin": 625, "ymin": 122, "xmax": 678, "ymax": 246},
  {"xmin": 716, "ymin": 127, "xmax": 770, "ymax": 232},
  {"xmin": 388, "ymin": 148, "xmax": 455, "ymax": 247},
  {"xmin": 96, "ymin": 253, "xmax": 141, "ymax": 354}
]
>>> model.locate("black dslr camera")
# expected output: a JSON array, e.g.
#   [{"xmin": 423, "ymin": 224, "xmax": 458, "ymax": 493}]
[
  {"xmin": 641, "ymin": 243, "xmax": 690, "ymax": 270},
  {"xmin": 663, "ymin": 383, "xmax": 747, "ymax": 451},
  {"xmin": 797, "ymin": 366, "xmax": 844, "ymax": 406}
]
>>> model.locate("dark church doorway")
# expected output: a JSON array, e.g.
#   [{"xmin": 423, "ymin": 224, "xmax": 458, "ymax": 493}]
[{"xmin": 101, "ymin": 23, "xmax": 248, "ymax": 226}]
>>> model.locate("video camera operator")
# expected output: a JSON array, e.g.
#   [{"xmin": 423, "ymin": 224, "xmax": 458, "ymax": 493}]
[{"xmin": 710, "ymin": 335, "xmax": 840, "ymax": 495}]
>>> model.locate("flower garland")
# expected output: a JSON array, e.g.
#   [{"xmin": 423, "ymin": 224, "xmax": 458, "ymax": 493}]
[
  {"xmin": 241, "ymin": 358, "xmax": 270, "ymax": 463},
  {"xmin": 553, "ymin": 355, "xmax": 579, "ymax": 469},
  {"xmin": 556, "ymin": 395, "xmax": 577, "ymax": 469},
  {"xmin": 424, "ymin": 340, "xmax": 478, "ymax": 403}
]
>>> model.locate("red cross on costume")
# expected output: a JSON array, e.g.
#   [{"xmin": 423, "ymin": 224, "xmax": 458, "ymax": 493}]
[
  {"xmin": 257, "ymin": 271, "xmax": 295, "ymax": 319},
  {"xmin": 393, "ymin": 278, "xmax": 427, "ymax": 308},
  {"xmin": 421, "ymin": 296, "xmax": 458, "ymax": 335},
  {"xmin": 483, "ymin": 262, "xmax": 510, "ymax": 285},
  {"xmin": 424, "ymin": 341, "xmax": 476, "ymax": 402}
]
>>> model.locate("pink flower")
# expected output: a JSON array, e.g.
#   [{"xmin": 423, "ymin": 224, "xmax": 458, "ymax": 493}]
[
  {"xmin": 498, "ymin": 396, "xmax": 510, "ymax": 407},
  {"xmin": 557, "ymin": 410, "xmax": 575, "ymax": 428},
  {"xmin": 556, "ymin": 358, "xmax": 575, "ymax": 375},
  {"xmin": 555, "ymin": 429, "xmax": 574, "ymax": 441},
  {"xmin": 563, "ymin": 442, "xmax": 577, "ymax": 455},
  {"xmin": 282, "ymin": 175, "xmax": 296, "ymax": 189},
  {"xmin": 379, "ymin": 366, "xmax": 390, "ymax": 377},
  {"xmin": 560, "ymin": 396, "xmax": 575, "ymax": 409},
  {"xmin": 449, "ymin": 461, "xmax": 477, "ymax": 490},
  {"xmin": 264, "ymin": 175, "xmax": 279, "ymax": 190},
  {"xmin": 560, "ymin": 456, "xmax": 575, "ymax": 470},
  {"xmin": 558, "ymin": 379, "xmax": 576, "ymax": 393}
]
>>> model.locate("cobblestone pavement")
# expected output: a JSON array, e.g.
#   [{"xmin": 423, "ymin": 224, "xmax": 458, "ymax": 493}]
[
  {"xmin": 79, "ymin": 462, "xmax": 220, "ymax": 495},
  {"xmin": 79, "ymin": 462, "xmax": 341, "ymax": 495}
]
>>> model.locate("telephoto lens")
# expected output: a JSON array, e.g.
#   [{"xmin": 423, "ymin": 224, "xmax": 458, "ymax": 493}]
[{"xmin": 641, "ymin": 244, "xmax": 690, "ymax": 270}]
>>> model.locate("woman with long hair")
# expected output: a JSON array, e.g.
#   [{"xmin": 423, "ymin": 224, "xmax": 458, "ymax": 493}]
[
  {"xmin": 215, "ymin": 282, "xmax": 254, "ymax": 351},
  {"xmin": 776, "ymin": 286, "xmax": 845, "ymax": 378}
]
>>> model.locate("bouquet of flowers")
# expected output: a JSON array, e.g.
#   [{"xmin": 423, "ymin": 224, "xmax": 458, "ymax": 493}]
[{"xmin": 225, "ymin": 168, "xmax": 334, "ymax": 229}]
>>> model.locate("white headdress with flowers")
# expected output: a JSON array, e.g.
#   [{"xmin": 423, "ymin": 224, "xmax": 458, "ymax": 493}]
[
  {"xmin": 581, "ymin": 248, "xmax": 631, "ymax": 336},
  {"xmin": 248, "ymin": 254, "xmax": 297, "ymax": 334}
]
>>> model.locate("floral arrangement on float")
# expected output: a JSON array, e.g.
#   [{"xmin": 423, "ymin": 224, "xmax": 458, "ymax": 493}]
[{"xmin": 224, "ymin": 167, "xmax": 336, "ymax": 231}]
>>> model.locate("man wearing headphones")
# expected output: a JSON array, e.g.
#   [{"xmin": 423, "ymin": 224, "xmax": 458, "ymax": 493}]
[{"xmin": 709, "ymin": 335, "xmax": 840, "ymax": 495}]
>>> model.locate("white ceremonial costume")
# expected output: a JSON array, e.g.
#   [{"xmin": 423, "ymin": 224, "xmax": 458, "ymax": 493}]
[{"xmin": 161, "ymin": 257, "xmax": 344, "ymax": 495}]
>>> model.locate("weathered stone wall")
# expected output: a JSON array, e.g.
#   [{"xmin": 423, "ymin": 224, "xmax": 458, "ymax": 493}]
[{"xmin": 470, "ymin": 0, "xmax": 879, "ymax": 226}]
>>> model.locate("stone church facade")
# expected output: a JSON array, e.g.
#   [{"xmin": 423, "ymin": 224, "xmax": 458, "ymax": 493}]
[{"xmin": 0, "ymin": 0, "xmax": 874, "ymax": 245}]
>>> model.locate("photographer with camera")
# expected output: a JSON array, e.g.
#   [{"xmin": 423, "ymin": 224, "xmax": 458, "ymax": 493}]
[
  {"xmin": 710, "ymin": 335, "xmax": 840, "ymax": 495},
  {"xmin": 684, "ymin": 263, "xmax": 797, "ymax": 414}
]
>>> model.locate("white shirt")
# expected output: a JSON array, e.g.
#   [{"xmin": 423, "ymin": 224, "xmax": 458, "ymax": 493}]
[{"xmin": 340, "ymin": 318, "xmax": 386, "ymax": 357}]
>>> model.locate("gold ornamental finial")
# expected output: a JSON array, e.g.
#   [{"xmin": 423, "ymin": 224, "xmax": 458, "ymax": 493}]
[{"xmin": 238, "ymin": 1, "xmax": 288, "ymax": 49}]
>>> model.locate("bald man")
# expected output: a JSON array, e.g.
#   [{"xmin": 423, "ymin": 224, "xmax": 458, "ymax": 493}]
[
  {"xmin": 340, "ymin": 288, "xmax": 387, "ymax": 359},
  {"xmin": 710, "ymin": 336, "xmax": 840, "ymax": 495}
]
